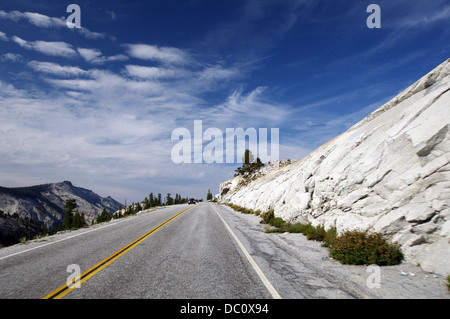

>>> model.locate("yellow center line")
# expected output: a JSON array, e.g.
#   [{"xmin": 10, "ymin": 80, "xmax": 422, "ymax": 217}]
[{"xmin": 42, "ymin": 206, "xmax": 194, "ymax": 299}]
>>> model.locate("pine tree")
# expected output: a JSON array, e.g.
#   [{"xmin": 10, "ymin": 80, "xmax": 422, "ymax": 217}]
[
  {"xmin": 207, "ymin": 189, "xmax": 213, "ymax": 201},
  {"xmin": 242, "ymin": 149, "xmax": 254, "ymax": 168},
  {"xmin": 62, "ymin": 199, "xmax": 77, "ymax": 230},
  {"xmin": 97, "ymin": 208, "xmax": 110, "ymax": 223},
  {"xmin": 166, "ymin": 193, "xmax": 173, "ymax": 205},
  {"xmin": 72, "ymin": 211, "xmax": 86, "ymax": 229},
  {"xmin": 144, "ymin": 197, "xmax": 150, "ymax": 209},
  {"xmin": 157, "ymin": 193, "xmax": 162, "ymax": 206},
  {"xmin": 149, "ymin": 193, "xmax": 154, "ymax": 207}
]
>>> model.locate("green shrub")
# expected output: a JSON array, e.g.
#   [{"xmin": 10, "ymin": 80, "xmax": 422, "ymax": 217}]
[
  {"xmin": 323, "ymin": 227, "xmax": 337, "ymax": 248},
  {"xmin": 265, "ymin": 227, "xmax": 285, "ymax": 233},
  {"xmin": 260, "ymin": 209, "xmax": 275, "ymax": 225},
  {"xmin": 284, "ymin": 223, "xmax": 303, "ymax": 233},
  {"xmin": 271, "ymin": 217, "xmax": 285, "ymax": 228},
  {"xmin": 227, "ymin": 203, "xmax": 253, "ymax": 215},
  {"xmin": 330, "ymin": 230, "xmax": 404, "ymax": 266},
  {"xmin": 291, "ymin": 223, "xmax": 310, "ymax": 234},
  {"xmin": 305, "ymin": 225, "xmax": 327, "ymax": 241}
]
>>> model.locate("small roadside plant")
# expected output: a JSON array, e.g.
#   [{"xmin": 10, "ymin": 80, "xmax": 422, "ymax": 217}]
[
  {"xmin": 323, "ymin": 227, "xmax": 337, "ymax": 248},
  {"xmin": 330, "ymin": 230, "xmax": 404, "ymax": 266},
  {"xmin": 224, "ymin": 202, "xmax": 403, "ymax": 267},
  {"xmin": 260, "ymin": 209, "xmax": 275, "ymax": 224},
  {"xmin": 305, "ymin": 225, "xmax": 327, "ymax": 241}
]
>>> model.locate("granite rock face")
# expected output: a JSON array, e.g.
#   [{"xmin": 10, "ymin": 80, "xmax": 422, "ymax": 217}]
[
  {"xmin": 0, "ymin": 181, "xmax": 122, "ymax": 229},
  {"xmin": 218, "ymin": 59, "xmax": 450, "ymax": 276}
]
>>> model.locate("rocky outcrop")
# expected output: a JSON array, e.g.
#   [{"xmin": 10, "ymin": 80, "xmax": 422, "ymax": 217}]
[
  {"xmin": 0, "ymin": 181, "xmax": 122, "ymax": 231},
  {"xmin": 218, "ymin": 58, "xmax": 450, "ymax": 276}
]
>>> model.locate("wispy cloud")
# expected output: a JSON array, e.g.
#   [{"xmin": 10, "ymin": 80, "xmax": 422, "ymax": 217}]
[
  {"xmin": 0, "ymin": 10, "xmax": 65, "ymax": 28},
  {"xmin": 201, "ymin": 86, "xmax": 292, "ymax": 129},
  {"xmin": 387, "ymin": 1, "xmax": 450, "ymax": 29},
  {"xmin": 1, "ymin": 53, "xmax": 22, "ymax": 62},
  {"xmin": 201, "ymin": 0, "xmax": 310, "ymax": 60},
  {"xmin": 77, "ymin": 47, "xmax": 128, "ymax": 64},
  {"xmin": 0, "ymin": 30, "xmax": 7, "ymax": 41},
  {"xmin": 9, "ymin": 35, "xmax": 128, "ymax": 63},
  {"xmin": 27, "ymin": 61, "xmax": 89, "ymax": 77},
  {"xmin": 12, "ymin": 36, "xmax": 78, "ymax": 57},
  {"xmin": 126, "ymin": 44, "xmax": 189, "ymax": 65},
  {"xmin": 125, "ymin": 65, "xmax": 190, "ymax": 80},
  {"xmin": 0, "ymin": 9, "xmax": 105, "ymax": 39},
  {"xmin": 0, "ymin": 75, "xmax": 173, "ymax": 186}
]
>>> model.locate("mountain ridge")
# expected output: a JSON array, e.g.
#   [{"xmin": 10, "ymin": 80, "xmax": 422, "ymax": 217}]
[{"xmin": 0, "ymin": 181, "xmax": 122, "ymax": 245}]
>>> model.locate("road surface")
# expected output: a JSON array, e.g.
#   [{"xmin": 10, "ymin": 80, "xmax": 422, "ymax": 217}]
[{"xmin": 0, "ymin": 203, "xmax": 448, "ymax": 299}]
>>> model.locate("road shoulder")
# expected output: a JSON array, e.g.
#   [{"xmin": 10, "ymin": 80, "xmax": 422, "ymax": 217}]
[{"xmin": 212, "ymin": 203, "xmax": 449, "ymax": 299}]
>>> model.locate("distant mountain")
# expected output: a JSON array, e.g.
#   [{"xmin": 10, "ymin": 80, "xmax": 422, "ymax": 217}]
[{"xmin": 0, "ymin": 181, "xmax": 122, "ymax": 244}]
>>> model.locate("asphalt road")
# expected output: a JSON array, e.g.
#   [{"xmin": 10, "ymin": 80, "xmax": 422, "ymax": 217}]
[
  {"xmin": 0, "ymin": 203, "xmax": 274, "ymax": 299},
  {"xmin": 1, "ymin": 203, "xmax": 448, "ymax": 300}
]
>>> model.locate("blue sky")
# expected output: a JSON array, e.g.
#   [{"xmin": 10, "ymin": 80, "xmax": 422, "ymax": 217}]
[{"xmin": 0, "ymin": 0, "xmax": 449, "ymax": 203}]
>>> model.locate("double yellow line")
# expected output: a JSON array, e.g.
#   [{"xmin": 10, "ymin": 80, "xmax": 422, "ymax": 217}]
[{"xmin": 43, "ymin": 206, "xmax": 193, "ymax": 299}]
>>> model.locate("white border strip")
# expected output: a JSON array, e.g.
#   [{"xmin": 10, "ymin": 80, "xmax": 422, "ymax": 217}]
[
  {"xmin": 211, "ymin": 204, "xmax": 282, "ymax": 299},
  {"xmin": 0, "ymin": 218, "xmax": 128, "ymax": 262}
]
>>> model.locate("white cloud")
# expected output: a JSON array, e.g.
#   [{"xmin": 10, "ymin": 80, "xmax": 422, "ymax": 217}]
[
  {"xmin": 390, "ymin": 3, "xmax": 450, "ymax": 29},
  {"xmin": 126, "ymin": 44, "xmax": 188, "ymax": 65},
  {"xmin": 77, "ymin": 48, "xmax": 102, "ymax": 62},
  {"xmin": 0, "ymin": 10, "xmax": 65, "ymax": 29},
  {"xmin": 12, "ymin": 36, "xmax": 77, "ymax": 58},
  {"xmin": 77, "ymin": 47, "xmax": 128, "ymax": 64},
  {"xmin": 125, "ymin": 65, "xmax": 190, "ymax": 80},
  {"xmin": 27, "ymin": 61, "xmax": 88, "ymax": 77},
  {"xmin": 211, "ymin": 87, "xmax": 291, "ymax": 126},
  {"xmin": 77, "ymin": 28, "xmax": 106, "ymax": 40},
  {"xmin": 1, "ymin": 53, "xmax": 22, "ymax": 62},
  {"xmin": 0, "ymin": 10, "xmax": 105, "ymax": 39},
  {"xmin": 0, "ymin": 8, "xmax": 288, "ymax": 201},
  {"xmin": 0, "ymin": 30, "xmax": 7, "ymax": 41},
  {"xmin": 198, "ymin": 65, "xmax": 239, "ymax": 82},
  {"xmin": 0, "ymin": 77, "xmax": 174, "ymax": 196},
  {"xmin": 22, "ymin": 11, "xmax": 65, "ymax": 28}
]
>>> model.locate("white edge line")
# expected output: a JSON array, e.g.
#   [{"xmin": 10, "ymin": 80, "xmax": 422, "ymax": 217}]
[
  {"xmin": 210, "ymin": 203, "xmax": 282, "ymax": 299},
  {"xmin": 0, "ymin": 206, "xmax": 177, "ymax": 261},
  {"xmin": 0, "ymin": 218, "xmax": 128, "ymax": 262}
]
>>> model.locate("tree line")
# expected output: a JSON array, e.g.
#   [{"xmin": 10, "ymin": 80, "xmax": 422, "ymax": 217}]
[{"xmin": 96, "ymin": 192, "xmax": 194, "ymax": 223}]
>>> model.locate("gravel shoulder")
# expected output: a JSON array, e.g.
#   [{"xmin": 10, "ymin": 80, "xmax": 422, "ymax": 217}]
[{"xmin": 215, "ymin": 203, "xmax": 449, "ymax": 299}]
